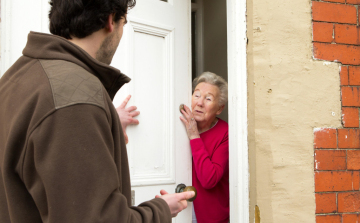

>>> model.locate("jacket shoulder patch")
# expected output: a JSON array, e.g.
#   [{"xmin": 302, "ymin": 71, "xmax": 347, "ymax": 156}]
[{"xmin": 39, "ymin": 60, "xmax": 105, "ymax": 109}]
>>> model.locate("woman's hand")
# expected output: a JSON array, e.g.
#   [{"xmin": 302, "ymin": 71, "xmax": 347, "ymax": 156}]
[
  {"xmin": 116, "ymin": 95, "xmax": 140, "ymax": 144},
  {"xmin": 180, "ymin": 105, "xmax": 200, "ymax": 140}
]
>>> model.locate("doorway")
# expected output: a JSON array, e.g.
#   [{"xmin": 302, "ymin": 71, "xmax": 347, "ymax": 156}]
[
  {"xmin": 192, "ymin": 0, "xmax": 249, "ymax": 222},
  {"xmin": 191, "ymin": 0, "xmax": 228, "ymax": 123}
]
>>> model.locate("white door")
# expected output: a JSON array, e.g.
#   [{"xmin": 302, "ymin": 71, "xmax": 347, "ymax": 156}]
[
  {"xmin": 1, "ymin": 0, "xmax": 50, "ymax": 74},
  {"xmin": 112, "ymin": 0, "xmax": 193, "ymax": 222}
]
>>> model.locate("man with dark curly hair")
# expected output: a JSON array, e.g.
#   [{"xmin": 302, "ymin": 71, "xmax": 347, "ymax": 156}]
[{"xmin": 0, "ymin": 0, "xmax": 194, "ymax": 222}]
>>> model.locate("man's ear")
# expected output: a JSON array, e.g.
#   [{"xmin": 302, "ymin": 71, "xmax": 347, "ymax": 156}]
[
  {"xmin": 105, "ymin": 13, "xmax": 116, "ymax": 33},
  {"xmin": 216, "ymin": 104, "xmax": 225, "ymax": 115}
]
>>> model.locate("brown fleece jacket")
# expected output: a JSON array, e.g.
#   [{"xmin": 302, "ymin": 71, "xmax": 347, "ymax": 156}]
[{"xmin": 0, "ymin": 32, "xmax": 171, "ymax": 223}]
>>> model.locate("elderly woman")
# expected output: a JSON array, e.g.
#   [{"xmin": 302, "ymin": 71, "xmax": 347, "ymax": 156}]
[{"xmin": 180, "ymin": 72, "xmax": 229, "ymax": 223}]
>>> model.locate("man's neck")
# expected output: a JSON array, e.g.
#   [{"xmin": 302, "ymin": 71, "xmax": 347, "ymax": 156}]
[{"xmin": 68, "ymin": 31, "xmax": 105, "ymax": 60}]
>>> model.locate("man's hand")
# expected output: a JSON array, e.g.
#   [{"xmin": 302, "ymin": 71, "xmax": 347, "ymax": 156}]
[
  {"xmin": 116, "ymin": 95, "xmax": 140, "ymax": 144},
  {"xmin": 155, "ymin": 189, "xmax": 195, "ymax": 217}
]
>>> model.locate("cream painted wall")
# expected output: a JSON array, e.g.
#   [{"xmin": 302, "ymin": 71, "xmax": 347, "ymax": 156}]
[
  {"xmin": 247, "ymin": 0, "xmax": 341, "ymax": 222},
  {"xmin": 203, "ymin": 0, "xmax": 228, "ymax": 122}
]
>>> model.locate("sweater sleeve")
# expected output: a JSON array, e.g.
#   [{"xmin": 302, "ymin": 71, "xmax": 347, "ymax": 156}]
[
  {"xmin": 24, "ymin": 104, "xmax": 171, "ymax": 223},
  {"xmin": 190, "ymin": 131, "xmax": 229, "ymax": 189}
]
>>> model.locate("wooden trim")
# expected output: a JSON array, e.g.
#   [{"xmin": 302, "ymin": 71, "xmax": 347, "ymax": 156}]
[{"xmin": 227, "ymin": 0, "xmax": 249, "ymax": 222}]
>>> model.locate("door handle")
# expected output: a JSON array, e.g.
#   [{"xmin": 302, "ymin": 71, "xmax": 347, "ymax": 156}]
[
  {"xmin": 175, "ymin": 183, "xmax": 197, "ymax": 202},
  {"xmin": 179, "ymin": 104, "xmax": 184, "ymax": 113}
]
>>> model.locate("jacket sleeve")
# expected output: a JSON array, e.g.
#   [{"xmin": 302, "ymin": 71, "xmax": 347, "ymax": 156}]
[
  {"xmin": 23, "ymin": 104, "xmax": 171, "ymax": 223},
  {"xmin": 190, "ymin": 132, "xmax": 229, "ymax": 189}
]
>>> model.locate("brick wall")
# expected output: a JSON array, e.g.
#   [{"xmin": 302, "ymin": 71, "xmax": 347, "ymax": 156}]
[{"xmin": 313, "ymin": 0, "xmax": 360, "ymax": 222}]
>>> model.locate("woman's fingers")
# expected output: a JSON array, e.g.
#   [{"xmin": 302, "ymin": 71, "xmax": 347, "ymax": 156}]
[
  {"xmin": 180, "ymin": 105, "xmax": 191, "ymax": 114},
  {"xmin": 180, "ymin": 109, "xmax": 190, "ymax": 118},
  {"xmin": 184, "ymin": 104, "xmax": 192, "ymax": 114},
  {"xmin": 182, "ymin": 105, "xmax": 195, "ymax": 123},
  {"xmin": 181, "ymin": 108, "xmax": 194, "ymax": 122},
  {"xmin": 179, "ymin": 115, "xmax": 188, "ymax": 125}
]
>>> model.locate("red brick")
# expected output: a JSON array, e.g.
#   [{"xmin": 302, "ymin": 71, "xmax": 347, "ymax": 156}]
[
  {"xmin": 316, "ymin": 193, "xmax": 337, "ymax": 213},
  {"xmin": 340, "ymin": 66, "xmax": 349, "ymax": 86},
  {"xmin": 348, "ymin": 0, "xmax": 360, "ymax": 5},
  {"xmin": 313, "ymin": 43, "xmax": 360, "ymax": 65},
  {"xmin": 349, "ymin": 66, "xmax": 360, "ymax": 85},
  {"xmin": 335, "ymin": 24, "xmax": 360, "ymax": 45},
  {"xmin": 325, "ymin": 0, "xmax": 346, "ymax": 2},
  {"xmin": 347, "ymin": 150, "xmax": 360, "ymax": 170},
  {"xmin": 315, "ymin": 171, "xmax": 360, "ymax": 192},
  {"xmin": 313, "ymin": 22, "xmax": 333, "ymax": 43},
  {"xmin": 342, "ymin": 107, "xmax": 359, "ymax": 128},
  {"xmin": 314, "ymin": 128, "xmax": 337, "ymax": 149},
  {"xmin": 338, "ymin": 192, "xmax": 360, "ymax": 212},
  {"xmin": 343, "ymin": 214, "xmax": 360, "ymax": 223},
  {"xmin": 315, "ymin": 150, "xmax": 346, "ymax": 170},
  {"xmin": 338, "ymin": 129, "xmax": 360, "ymax": 148},
  {"xmin": 342, "ymin": 87, "xmax": 360, "ymax": 107},
  {"xmin": 316, "ymin": 215, "xmax": 341, "ymax": 223},
  {"xmin": 312, "ymin": 2, "xmax": 357, "ymax": 24}
]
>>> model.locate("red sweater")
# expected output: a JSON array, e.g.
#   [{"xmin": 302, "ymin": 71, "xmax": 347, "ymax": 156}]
[{"xmin": 190, "ymin": 118, "xmax": 229, "ymax": 223}]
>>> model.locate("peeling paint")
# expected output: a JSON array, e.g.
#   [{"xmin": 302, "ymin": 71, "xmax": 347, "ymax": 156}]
[{"xmin": 314, "ymin": 128, "xmax": 325, "ymax": 133}]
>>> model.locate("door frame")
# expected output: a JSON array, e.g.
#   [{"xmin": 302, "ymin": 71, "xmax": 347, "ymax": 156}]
[
  {"xmin": 0, "ymin": 0, "xmax": 250, "ymax": 222},
  {"xmin": 227, "ymin": 0, "xmax": 249, "ymax": 222}
]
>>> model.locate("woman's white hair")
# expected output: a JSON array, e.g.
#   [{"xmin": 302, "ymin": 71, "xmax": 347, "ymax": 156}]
[{"xmin": 192, "ymin": 71, "xmax": 228, "ymax": 106}]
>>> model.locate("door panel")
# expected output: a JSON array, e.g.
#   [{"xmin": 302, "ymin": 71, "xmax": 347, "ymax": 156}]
[
  {"xmin": 1, "ymin": 0, "xmax": 50, "ymax": 75},
  {"xmin": 129, "ymin": 20, "xmax": 174, "ymax": 186},
  {"xmin": 112, "ymin": 0, "xmax": 192, "ymax": 222}
]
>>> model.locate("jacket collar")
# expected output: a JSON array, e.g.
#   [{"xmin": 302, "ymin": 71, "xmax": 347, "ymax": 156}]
[{"xmin": 22, "ymin": 31, "xmax": 130, "ymax": 99}]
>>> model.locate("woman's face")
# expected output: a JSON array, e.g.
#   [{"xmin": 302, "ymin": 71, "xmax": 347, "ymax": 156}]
[{"xmin": 191, "ymin": 82, "xmax": 224, "ymax": 125}]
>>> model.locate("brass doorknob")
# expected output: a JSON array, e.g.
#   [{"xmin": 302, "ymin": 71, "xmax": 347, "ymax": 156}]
[
  {"xmin": 179, "ymin": 104, "xmax": 184, "ymax": 113},
  {"xmin": 175, "ymin": 183, "xmax": 197, "ymax": 202}
]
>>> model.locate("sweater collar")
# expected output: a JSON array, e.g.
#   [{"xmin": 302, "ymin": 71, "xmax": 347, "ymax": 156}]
[{"xmin": 22, "ymin": 31, "xmax": 130, "ymax": 99}]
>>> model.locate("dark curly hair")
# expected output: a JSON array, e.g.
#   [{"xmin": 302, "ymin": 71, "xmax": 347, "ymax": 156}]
[{"xmin": 49, "ymin": 0, "xmax": 136, "ymax": 39}]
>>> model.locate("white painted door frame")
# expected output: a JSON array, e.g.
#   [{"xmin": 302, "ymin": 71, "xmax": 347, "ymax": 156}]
[
  {"xmin": 227, "ymin": 0, "xmax": 249, "ymax": 222},
  {"xmin": 1, "ymin": 0, "xmax": 249, "ymax": 222}
]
